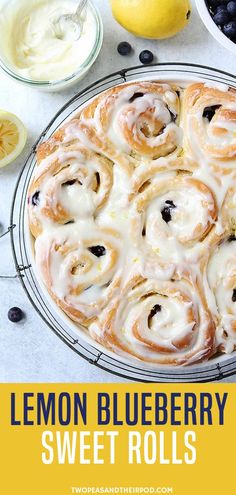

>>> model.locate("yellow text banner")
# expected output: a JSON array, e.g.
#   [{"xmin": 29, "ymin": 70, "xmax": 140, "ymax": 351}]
[{"xmin": 0, "ymin": 383, "xmax": 234, "ymax": 495}]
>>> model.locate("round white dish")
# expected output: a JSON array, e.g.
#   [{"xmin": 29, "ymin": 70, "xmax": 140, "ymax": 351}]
[{"xmin": 11, "ymin": 63, "xmax": 236, "ymax": 382}]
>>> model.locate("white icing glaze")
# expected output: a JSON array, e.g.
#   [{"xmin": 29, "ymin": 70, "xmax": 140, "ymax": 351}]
[
  {"xmin": 204, "ymin": 82, "xmax": 229, "ymax": 92},
  {"xmin": 207, "ymin": 240, "xmax": 236, "ymax": 352},
  {"xmin": 78, "ymin": 82, "xmax": 183, "ymax": 162}
]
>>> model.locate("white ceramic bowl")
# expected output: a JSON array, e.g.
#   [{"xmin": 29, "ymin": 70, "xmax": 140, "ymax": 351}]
[
  {"xmin": 0, "ymin": 0, "xmax": 103, "ymax": 91},
  {"xmin": 195, "ymin": 0, "xmax": 236, "ymax": 55}
]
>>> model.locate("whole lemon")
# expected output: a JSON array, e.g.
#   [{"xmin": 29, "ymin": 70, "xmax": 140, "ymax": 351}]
[{"xmin": 110, "ymin": 0, "xmax": 191, "ymax": 39}]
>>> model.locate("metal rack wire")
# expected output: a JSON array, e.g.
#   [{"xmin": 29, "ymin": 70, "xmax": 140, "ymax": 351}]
[{"xmin": 8, "ymin": 63, "xmax": 236, "ymax": 382}]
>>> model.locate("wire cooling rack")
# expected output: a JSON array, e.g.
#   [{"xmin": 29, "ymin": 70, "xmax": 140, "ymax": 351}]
[{"xmin": 7, "ymin": 63, "xmax": 236, "ymax": 382}]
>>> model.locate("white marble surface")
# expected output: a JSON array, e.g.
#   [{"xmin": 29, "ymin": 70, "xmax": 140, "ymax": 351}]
[{"xmin": 0, "ymin": 0, "xmax": 236, "ymax": 382}]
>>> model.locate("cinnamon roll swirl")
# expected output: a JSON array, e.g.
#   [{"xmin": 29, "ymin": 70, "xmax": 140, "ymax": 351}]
[
  {"xmin": 28, "ymin": 142, "xmax": 113, "ymax": 237},
  {"xmin": 183, "ymin": 83, "xmax": 236, "ymax": 167},
  {"xmin": 35, "ymin": 224, "xmax": 122, "ymax": 326},
  {"xmin": 90, "ymin": 277, "xmax": 215, "ymax": 365},
  {"xmin": 206, "ymin": 236, "xmax": 236, "ymax": 354},
  {"xmin": 77, "ymin": 81, "xmax": 182, "ymax": 166}
]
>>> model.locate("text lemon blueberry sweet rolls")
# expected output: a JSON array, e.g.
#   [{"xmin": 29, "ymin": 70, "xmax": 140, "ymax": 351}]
[{"xmin": 28, "ymin": 81, "xmax": 236, "ymax": 365}]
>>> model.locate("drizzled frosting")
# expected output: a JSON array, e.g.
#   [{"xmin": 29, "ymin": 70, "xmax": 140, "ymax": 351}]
[
  {"xmin": 207, "ymin": 240, "xmax": 236, "ymax": 353},
  {"xmin": 28, "ymin": 80, "xmax": 236, "ymax": 366}
]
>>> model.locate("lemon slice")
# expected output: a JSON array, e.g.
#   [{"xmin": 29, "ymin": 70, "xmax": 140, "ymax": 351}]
[{"xmin": 0, "ymin": 111, "xmax": 27, "ymax": 168}]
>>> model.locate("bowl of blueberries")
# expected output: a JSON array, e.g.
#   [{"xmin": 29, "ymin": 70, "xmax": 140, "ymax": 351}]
[{"xmin": 195, "ymin": 0, "xmax": 236, "ymax": 54}]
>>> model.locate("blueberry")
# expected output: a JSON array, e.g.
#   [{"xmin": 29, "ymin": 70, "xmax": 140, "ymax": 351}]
[
  {"xmin": 170, "ymin": 111, "xmax": 177, "ymax": 122},
  {"xmin": 227, "ymin": 1, "xmax": 236, "ymax": 17},
  {"xmin": 202, "ymin": 105, "xmax": 221, "ymax": 121},
  {"xmin": 139, "ymin": 50, "xmax": 154, "ymax": 65},
  {"xmin": 215, "ymin": 4, "xmax": 228, "ymax": 13},
  {"xmin": 129, "ymin": 92, "xmax": 144, "ymax": 103},
  {"xmin": 31, "ymin": 191, "xmax": 40, "ymax": 206},
  {"xmin": 232, "ymin": 289, "xmax": 236, "ymax": 302},
  {"xmin": 161, "ymin": 200, "xmax": 176, "ymax": 224},
  {"xmin": 207, "ymin": 0, "xmax": 224, "ymax": 6},
  {"xmin": 88, "ymin": 245, "xmax": 106, "ymax": 257},
  {"xmin": 207, "ymin": 0, "xmax": 229, "ymax": 11},
  {"xmin": 62, "ymin": 179, "xmax": 77, "ymax": 186},
  {"xmin": 117, "ymin": 42, "xmax": 132, "ymax": 56},
  {"xmin": 8, "ymin": 307, "xmax": 24, "ymax": 323},
  {"xmin": 213, "ymin": 8, "xmax": 230, "ymax": 25},
  {"xmin": 223, "ymin": 20, "xmax": 236, "ymax": 39},
  {"xmin": 149, "ymin": 304, "xmax": 162, "ymax": 317},
  {"xmin": 148, "ymin": 304, "xmax": 162, "ymax": 326}
]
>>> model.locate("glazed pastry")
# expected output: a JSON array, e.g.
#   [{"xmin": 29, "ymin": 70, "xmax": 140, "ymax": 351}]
[
  {"xmin": 35, "ymin": 224, "xmax": 123, "ymax": 326},
  {"xmin": 206, "ymin": 237, "xmax": 236, "ymax": 353},
  {"xmin": 77, "ymin": 81, "xmax": 182, "ymax": 168},
  {"xmin": 28, "ymin": 133, "xmax": 113, "ymax": 237},
  {"xmin": 183, "ymin": 83, "xmax": 236, "ymax": 167},
  {"xmin": 28, "ymin": 80, "xmax": 236, "ymax": 366},
  {"xmin": 90, "ymin": 276, "xmax": 215, "ymax": 366}
]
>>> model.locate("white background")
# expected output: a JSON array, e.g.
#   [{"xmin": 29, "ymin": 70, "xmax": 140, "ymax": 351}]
[{"xmin": 0, "ymin": 0, "xmax": 235, "ymax": 382}]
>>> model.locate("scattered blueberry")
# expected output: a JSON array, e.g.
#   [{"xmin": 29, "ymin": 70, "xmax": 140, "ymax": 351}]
[
  {"xmin": 139, "ymin": 50, "xmax": 154, "ymax": 65},
  {"xmin": 31, "ymin": 191, "xmax": 40, "ymax": 206},
  {"xmin": 88, "ymin": 245, "xmax": 106, "ymax": 257},
  {"xmin": 8, "ymin": 307, "xmax": 24, "ymax": 323},
  {"xmin": 223, "ymin": 20, "xmax": 236, "ymax": 39},
  {"xmin": 117, "ymin": 42, "xmax": 132, "ymax": 56},
  {"xmin": 203, "ymin": 105, "xmax": 221, "ymax": 121},
  {"xmin": 227, "ymin": 1, "xmax": 236, "ymax": 16},
  {"xmin": 232, "ymin": 289, "xmax": 236, "ymax": 302},
  {"xmin": 161, "ymin": 200, "xmax": 176, "ymax": 224},
  {"xmin": 213, "ymin": 7, "xmax": 230, "ymax": 25}
]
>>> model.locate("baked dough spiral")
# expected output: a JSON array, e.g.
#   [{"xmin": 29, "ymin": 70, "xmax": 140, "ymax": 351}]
[
  {"xmin": 90, "ymin": 277, "xmax": 215, "ymax": 365},
  {"xmin": 131, "ymin": 172, "xmax": 217, "ymax": 280},
  {"xmin": 183, "ymin": 83, "xmax": 236, "ymax": 166},
  {"xmin": 77, "ymin": 81, "xmax": 182, "ymax": 166},
  {"xmin": 35, "ymin": 224, "xmax": 122, "ymax": 326},
  {"xmin": 28, "ymin": 80, "xmax": 236, "ymax": 366},
  {"xmin": 207, "ymin": 237, "xmax": 236, "ymax": 353},
  {"xmin": 28, "ymin": 139, "xmax": 113, "ymax": 237}
]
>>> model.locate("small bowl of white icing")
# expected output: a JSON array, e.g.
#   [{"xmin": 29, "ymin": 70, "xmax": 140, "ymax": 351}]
[{"xmin": 0, "ymin": 0, "xmax": 103, "ymax": 91}]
